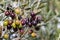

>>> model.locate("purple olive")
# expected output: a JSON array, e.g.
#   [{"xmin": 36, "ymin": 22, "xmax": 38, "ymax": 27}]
[
  {"xmin": 5, "ymin": 11, "xmax": 10, "ymax": 16},
  {"xmin": 24, "ymin": 18, "xmax": 29, "ymax": 24},
  {"xmin": 29, "ymin": 30, "xmax": 33, "ymax": 34},
  {"xmin": 30, "ymin": 12, "xmax": 36, "ymax": 17},
  {"xmin": 7, "ymin": 25, "xmax": 12, "ymax": 30},
  {"xmin": 10, "ymin": 13, "xmax": 15, "ymax": 19},
  {"xmin": 21, "ymin": 19, "xmax": 26, "ymax": 25},
  {"xmin": 35, "ymin": 15, "xmax": 42, "ymax": 23},
  {"xmin": 28, "ymin": 22, "xmax": 32, "ymax": 27},
  {"xmin": 20, "ymin": 29, "xmax": 24, "ymax": 34},
  {"xmin": 31, "ymin": 16, "xmax": 36, "ymax": 21},
  {"xmin": 6, "ymin": 7, "xmax": 9, "ymax": 10},
  {"xmin": 37, "ymin": 15, "xmax": 42, "ymax": 21},
  {"xmin": 32, "ymin": 21, "xmax": 37, "ymax": 26},
  {"xmin": 35, "ymin": 27, "xmax": 40, "ymax": 31}
]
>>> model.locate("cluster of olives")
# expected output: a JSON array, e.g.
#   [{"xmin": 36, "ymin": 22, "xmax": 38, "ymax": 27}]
[
  {"xmin": 5, "ymin": 9, "xmax": 21, "ymax": 19},
  {"xmin": 3, "ymin": 4, "xmax": 42, "ymax": 39}
]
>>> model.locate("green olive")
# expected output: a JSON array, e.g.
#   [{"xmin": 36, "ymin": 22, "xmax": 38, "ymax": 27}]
[
  {"xmin": 12, "ymin": 22, "xmax": 16, "ymax": 28},
  {"xmin": 3, "ymin": 21, "xmax": 8, "ymax": 26}
]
